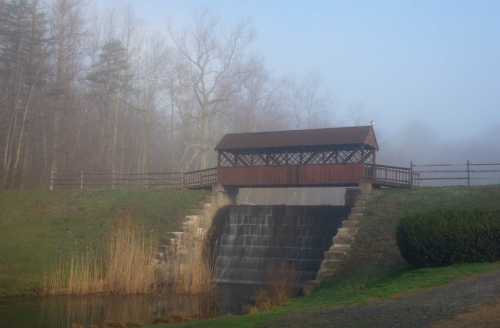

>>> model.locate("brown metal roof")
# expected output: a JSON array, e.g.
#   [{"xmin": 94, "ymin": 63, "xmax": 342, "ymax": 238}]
[{"xmin": 216, "ymin": 126, "xmax": 379, "ymax": 151}]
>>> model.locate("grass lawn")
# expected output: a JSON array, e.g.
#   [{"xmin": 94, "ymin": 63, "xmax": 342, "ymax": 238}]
[
  {"xmin": 0, "ymin": 189, "xmax": 208, "ymax": 296},
  {"xmin": 148, "ymin": 186, "xmax": 500, "ymax": 328},
  {"xmin": 155, "ymin": 262, "xmax": 500, "ymax": 328}
]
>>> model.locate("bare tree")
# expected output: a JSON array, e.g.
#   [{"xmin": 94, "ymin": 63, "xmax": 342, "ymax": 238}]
[
  {"xmin": 228, "ymin": 60, "xmax": 292, "ymax": 132},
  {"xmin": 0, "ymin": 4, "xmax": 336, "ymax": 190},
  {"xmin": 169, "ymin": 11, "xmax": 255, "ymax": 169},
  {"xmin": 286, "ymin": 72, "xmax": 332, "ymax": 129},
  {"xmin": 135, "ymin": 37, "xmax": 171, "ymax": 174},
  {"xmin": 48, "ymin": 0, "xmax": 86, "ymax": 175},
  {"xmin": 0, "ymin": 0, "xmax": 49, "ymax": 188}
]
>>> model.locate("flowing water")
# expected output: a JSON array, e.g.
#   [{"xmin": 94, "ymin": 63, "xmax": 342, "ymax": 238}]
[
  {"xmin": 2, "ymin": 205, "xmax": 348, "ymax": 327},
  {"xmin": 213, "ymin": 205, "xmax": 348, "ymax": 286}
]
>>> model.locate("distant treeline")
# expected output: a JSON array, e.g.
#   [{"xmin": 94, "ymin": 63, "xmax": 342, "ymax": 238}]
[{"xmin": 0, "ymin": 0, "xmax": 332, "ymax": 190}]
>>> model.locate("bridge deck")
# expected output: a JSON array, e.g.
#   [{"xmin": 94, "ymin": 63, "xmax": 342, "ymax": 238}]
[{"xmin": 184, "ymin": 164, "xmax": 415, "ymax": 190}]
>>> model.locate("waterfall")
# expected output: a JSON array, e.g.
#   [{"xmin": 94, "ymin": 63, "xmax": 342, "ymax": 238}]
[{"xmin": 213, "ymin": 205, "xmax": 348, "ymax": 286}]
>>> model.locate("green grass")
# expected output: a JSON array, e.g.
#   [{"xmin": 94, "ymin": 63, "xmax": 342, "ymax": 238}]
[
  {"xmin": 149, "ymin": 262, "xmax": 500, "ymax": 328},
  {"xmin": 0, "ymin": 189, "xmax": 207, "ymax": 296},
  {"xmin": 337, "ymin": 186, "xmax": 500, "ymax": 282},
  {"xmin": 148, "ymin": 186, "xmax": 500, "ymax": 328}
]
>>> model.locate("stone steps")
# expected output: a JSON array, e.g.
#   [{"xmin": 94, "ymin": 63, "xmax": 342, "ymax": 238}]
[
  {"xmin": 350, "ymin": 206, "xmax": 365, "ymax": 214},
  {"xmin": 342, "ymin": 219, "xmax": 360, "ymax": 229},
  {"xmin": 312, "ymin": 191, "xmax": 373, "ymax": 285},
  {"xmin": 324, "ymin": 250, "xmax": 348, "ymax": 261},
  {"xmin": 332, "ymin": 233, "xmax": 355, "ymax": 244},
  {"xmin": 349, "ymin": 212, "xmax": 364, "ymax": 219}
]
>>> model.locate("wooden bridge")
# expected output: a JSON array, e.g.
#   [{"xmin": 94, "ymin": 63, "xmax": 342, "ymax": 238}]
[
  {"xmin": 50, "ymin": 126, "xmax": 417, "ymax": 190},
  {"xmin": 180, "ymin": 126, "xmax": 416, "ymax": 190},
  {"xmin": 213, "ymin": 126, "xmax": 416, "ymax": 189},
  {"xmin": 183, "ymin": 163, "xmax": 416, "ymax": 190}
]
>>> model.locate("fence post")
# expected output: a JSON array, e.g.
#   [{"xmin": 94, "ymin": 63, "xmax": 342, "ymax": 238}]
[
  {"xmin": 466, "ymin": 160, "xmax": 471, "ymax": 187},
  {"xmin": 410, "ymin": 161, "xmax": 414, "ymax": 187},
  {"xmin": 80, "ymin": 170, "xmax": 84, "ymax": 191},
  {"xmin": 49, "ymin": 167, "xmax": 55, "ymax": 191}
]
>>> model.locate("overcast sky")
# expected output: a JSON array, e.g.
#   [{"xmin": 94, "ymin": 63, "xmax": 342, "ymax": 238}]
[{"xmin": 100, "ymin": 0, "xmax": 500, "ymax": 146}]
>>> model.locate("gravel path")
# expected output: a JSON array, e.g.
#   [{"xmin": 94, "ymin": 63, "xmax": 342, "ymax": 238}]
[{"xmin": 266, "ymin": 270, "xmax": 500, "ymax": 328}]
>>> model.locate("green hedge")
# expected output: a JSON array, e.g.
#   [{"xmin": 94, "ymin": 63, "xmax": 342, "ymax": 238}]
[{"xmin": 397, "ymin": 209, "xmax": 500, "ymax": 267}]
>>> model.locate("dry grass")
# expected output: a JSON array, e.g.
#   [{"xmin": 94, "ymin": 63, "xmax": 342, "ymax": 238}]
[
  {"xmin": 45, "ymin": 203, "xmax": 221, "ymax": 296},
  {"xmin": 43, "ymin": 215, "xmax": 157, "ymax": 295},
  {"xmin": 250, "ymin": 263, "xmax": 299, "ymax": 313},
  {"xmin": 163, "ymin": 214, "xmax": 216, "ymax": 294},
  {"xmin": 105, "ymin": 218, "xmax": 156, "ymax": 294}
]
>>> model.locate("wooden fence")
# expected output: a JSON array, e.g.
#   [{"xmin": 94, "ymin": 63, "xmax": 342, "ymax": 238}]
[
  {"xmin": 412, "ymin": 161, "xmax": 500, "ymax": 187},
  {"xmin": 49, "ymin": 168, "xmax": 218, "ymax": 191},
  {"xmin": 364, "ymin": 164, "xmax": 419, "ymax": 188},
  {"xmin": 49, "ymin": 161, "xmax": 500, "ymax": 190}
]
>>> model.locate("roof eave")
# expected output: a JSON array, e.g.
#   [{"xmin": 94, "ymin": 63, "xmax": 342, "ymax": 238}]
[{"xmin": 216, "ymin": 143, "xmax": 377, "ymax": 153}]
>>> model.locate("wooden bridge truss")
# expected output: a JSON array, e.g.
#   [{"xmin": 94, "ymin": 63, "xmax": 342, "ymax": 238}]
[{"xmin": 218, "ymin": 146, "xmax": 376, "ymax": 168}]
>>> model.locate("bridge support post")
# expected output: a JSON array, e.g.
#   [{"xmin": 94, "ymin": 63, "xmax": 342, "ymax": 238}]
[
  {"xmin": 359, "ymin": 178, "xmax": 373, "ymax": 194},
  {"xmin": 345, "ymin": 188, "xmax": 362, "ymax": 207},
  {"xmin": 212, "ymin": 184, "xmax": 238, "ymax": 206}
]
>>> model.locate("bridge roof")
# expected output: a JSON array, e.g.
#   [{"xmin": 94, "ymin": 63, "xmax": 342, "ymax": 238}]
[{"xmin": 216, "ymin": 126, "xmax": 378, "ymax": 152}]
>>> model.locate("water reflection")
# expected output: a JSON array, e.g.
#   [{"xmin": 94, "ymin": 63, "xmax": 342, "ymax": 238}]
[
  {"xmin": 40, "ymin": 294, "xmax": 217, "ymax": 327},
  {"xmin": 1, "ymin": 285, "xmax": 258, "ymax": 328}
]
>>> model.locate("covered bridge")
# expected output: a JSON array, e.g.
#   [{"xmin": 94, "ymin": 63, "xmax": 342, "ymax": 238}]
[{"xmin": 214, "ymin": 125, "xmax": 400, "ymax": 188}]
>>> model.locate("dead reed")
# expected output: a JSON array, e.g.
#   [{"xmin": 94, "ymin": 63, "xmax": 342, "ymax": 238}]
[
  {"xmin": 250, "ymin": 263, "xmax": 298, "ymax": 313},
  {"xmin": 105, "ymin": 219, "xmax": 156, "ymax": 294},
  {"xmin": 43, "ymin": 215, "xmax": 156, "ymax": 295},
  {"xmin": 45, "ymin": 204, "xmax": 223, "ymax": 296},
  {"xmin": 163, "ymin": 214, "xmax": 216, "ymax": 294}
]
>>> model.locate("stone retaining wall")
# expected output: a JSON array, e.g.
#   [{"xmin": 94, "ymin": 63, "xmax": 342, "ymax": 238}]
[{"xmin": 303, "ymin": 190, "xmax": 372, "ymax": 294}]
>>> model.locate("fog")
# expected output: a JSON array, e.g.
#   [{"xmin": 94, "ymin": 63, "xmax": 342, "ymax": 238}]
[
  {"xmin": 379, "ymin": 122, "xmax": 500, "ymax": 166},
  {"xmin": 1, "ymin": 0, "xmax": 499, "ymax": 190}
]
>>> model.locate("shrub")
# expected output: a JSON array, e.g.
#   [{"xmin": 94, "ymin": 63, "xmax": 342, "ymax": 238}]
[{"xmin": 397, "ymin": 209, "xmax": 500, "ymax": 267}]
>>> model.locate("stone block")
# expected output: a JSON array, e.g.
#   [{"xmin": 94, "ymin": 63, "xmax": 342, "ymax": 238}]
[
  {"xmin": 342, "ymin": 220, "xmax": 359, "ymax": 228},
  {"xmin": 331, "ymin": 243, "xmax": 351, "ymax": 251},
  {"xmin": 332, "ymin": 234, "xmax": 354, "ymax": 244},
  {"xmin": 350, "ymin": 206, "xmax": 365, "ymax": 214}
]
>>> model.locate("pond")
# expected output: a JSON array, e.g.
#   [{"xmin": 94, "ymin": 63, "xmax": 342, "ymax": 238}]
[{"xmin": 0, "ymin": 284, "xmax": 260, "ymax": 328}]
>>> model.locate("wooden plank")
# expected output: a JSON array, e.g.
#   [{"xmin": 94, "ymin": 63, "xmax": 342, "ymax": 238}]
[{"xmin": 217, "ymin": 164, "xmax": 364, "ymax": 187}]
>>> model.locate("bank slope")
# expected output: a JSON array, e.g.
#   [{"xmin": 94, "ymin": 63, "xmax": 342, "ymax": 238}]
[
  {"xmin": 155, "ymin": 186, "xmax": 500, "ymax": 328},
  {"xmin": 0, "ymin": 189, "xmax": 207, "ymax": 296}
]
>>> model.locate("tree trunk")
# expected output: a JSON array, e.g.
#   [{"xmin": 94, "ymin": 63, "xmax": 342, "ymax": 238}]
[{"xmin": 12, "ymin": 83, "xmax": 35, "ymax": 187}]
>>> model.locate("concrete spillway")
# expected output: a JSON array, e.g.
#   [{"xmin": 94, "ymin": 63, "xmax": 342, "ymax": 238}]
[{"xmin": 212, "ymin": 205, "xmax": 349, "ymax": 286}]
